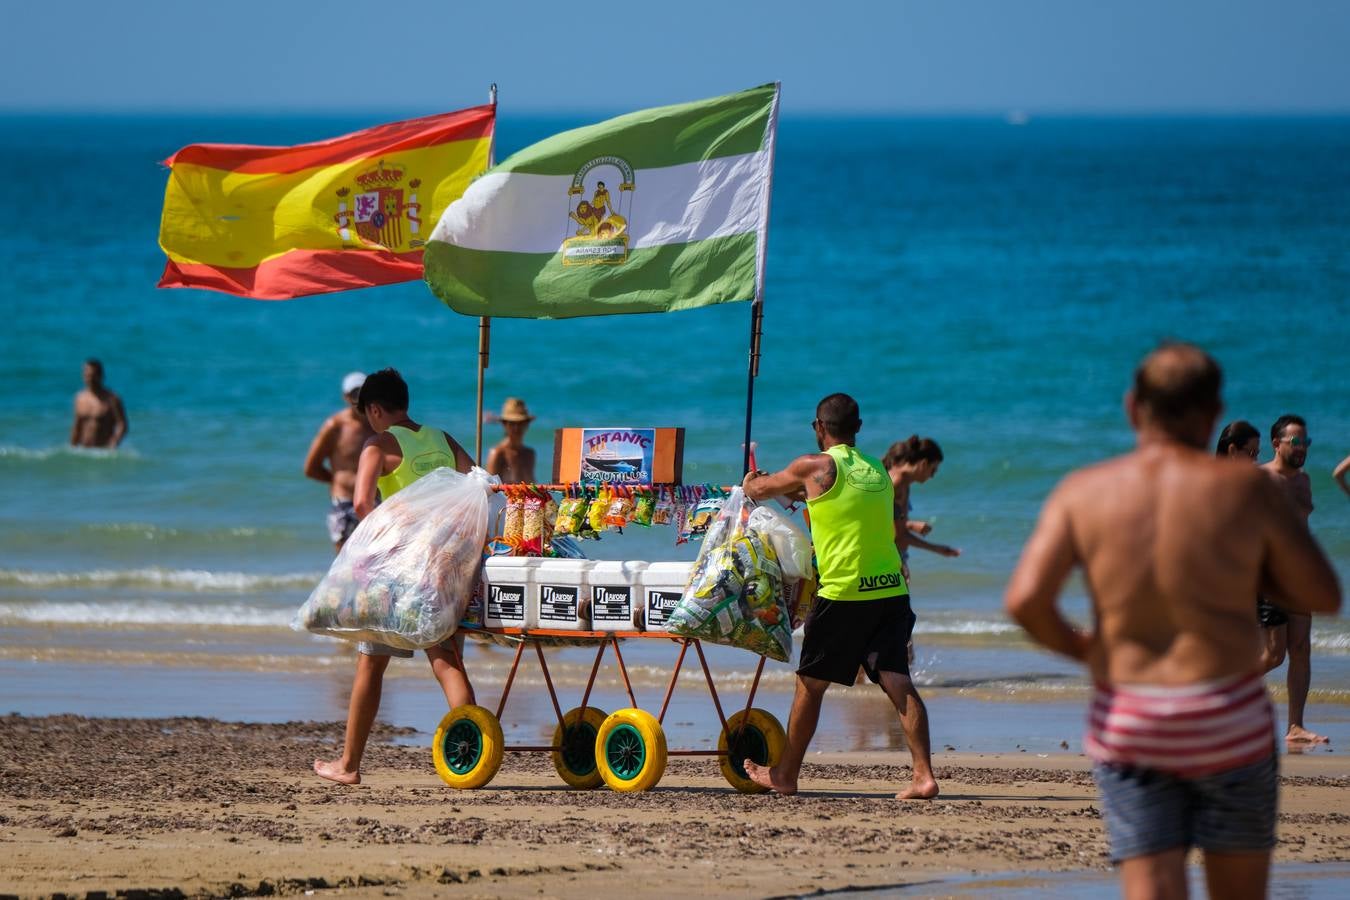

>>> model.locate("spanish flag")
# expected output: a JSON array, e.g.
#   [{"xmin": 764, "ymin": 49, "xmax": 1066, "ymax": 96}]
[{"xmin": 158, "ymin": 105, "xmax": 494, "ymax": 299}]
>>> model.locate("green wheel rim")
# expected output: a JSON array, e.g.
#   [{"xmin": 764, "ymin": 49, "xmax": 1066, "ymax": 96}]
[
  {"xmin": 605, "ymin": 723, "xmax": 647, "ymax": 781},
  {"xmin": 443, "ymin": 718, "xmax": 484, "ymax": 775},
  {"xmin": 727, "ymin": 725, "xmax": 768, "ymax": 781},
  {"xmin": 561, "ymin": 722, "xmax": 599, "ymax": 777}
]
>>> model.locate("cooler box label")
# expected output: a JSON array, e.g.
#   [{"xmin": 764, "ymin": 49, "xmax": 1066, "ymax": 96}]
[
  {"xmin": 592, "ymin": 585, "xmax": 633, "ymax": 623},
  {"xmin": 538, "ymin": 584, "xmax": 580, "ymax": 623},
  {"xmin": 645, "ymin": 589, "xmax": 681, "ymax": 627},
  {"xmin": 487, "ymin": 583, "xmax": 526, "ymax": 622}
]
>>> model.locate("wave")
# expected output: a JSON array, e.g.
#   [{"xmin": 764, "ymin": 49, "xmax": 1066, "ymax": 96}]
[
  {"xmin": 0, "ymin": 567, "xmax": 321, "ymax": 592},
  {"xmin": 0, "ymin": 600, "xmax": 293, "ymax": 628},
  {"xmin": 0, "ymin": 444, "xmax": 143, "ymax": 462}
]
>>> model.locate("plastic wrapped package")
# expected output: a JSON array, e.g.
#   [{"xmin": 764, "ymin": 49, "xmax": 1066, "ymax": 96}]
[
  {"xmin": 666, "ymin": 488, "xmax": 795, "ymax": 662},
  {"xmin": 296, "ymin": 467, "xmax": 497, "ymax": 650},
  {"xmin": 747, "ymin": 506, "xmax": 812, "ymax": 580}
]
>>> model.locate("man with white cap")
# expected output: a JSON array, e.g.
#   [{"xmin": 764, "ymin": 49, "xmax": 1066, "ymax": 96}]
[
  {"xmin": 304, "ymin": 371, "xmax": 375, "ymax": 551},
  {"xmin": 486, "ymin": 397, "xmax": 537, "ymax": 483}
]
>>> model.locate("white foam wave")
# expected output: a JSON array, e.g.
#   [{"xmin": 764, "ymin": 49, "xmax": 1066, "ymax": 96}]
[
  {"xmin": 0, "ymin": 600, "xmax": 293, "ymax": 628},
  {"xmin": 0, "ymin": 567, "xmax": 321, "ymax": 592},
  {"xmin": 1312, "ymin": 632, "xmax": 1350, "ymax": 653},
  {"xmin": 0, "ymin": 444, "xmax": 142, "ymax": 461},
  {"xmin": 913, "ymin": 619, "xmax": 1020, "ymax": 636}
]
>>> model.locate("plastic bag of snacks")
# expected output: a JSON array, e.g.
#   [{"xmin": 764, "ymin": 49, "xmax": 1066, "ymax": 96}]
[
  {"xmin": 520, "ymin": 493, "xmax": 547, "ymax": 555},
  {"xmin": 631, "ymin": 488, "xmax": 655, "ymax": 527},
  {"xmin": 502, "ymin": 491, "xmax": 525, "ymax": 547},
  {"xmin": 651, "ymin": 488, "xmax": 674, "ymax": 526},
  {"xmin": 296, "ymin": 467, "xmax": 497, "ymax": 649},
  {"xmin": 605, "ymin": 488, "xmax": 634, "ymax": 529},
  {"xmin": 747, "ymin": 506, "xmax": 812, "ymax": 580},
  {"xmin": 666, "ymin": 488, "xmax": 795, "ymax": 662}
]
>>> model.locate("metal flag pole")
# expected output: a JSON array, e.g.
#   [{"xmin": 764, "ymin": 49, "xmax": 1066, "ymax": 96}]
[
  {"xmin": 474, "ymin": 83, "xmax": 499, "ymax": 465},
  {"xmin": 741, "ymin": 83, "xmax": 780, "ymax": 477}
]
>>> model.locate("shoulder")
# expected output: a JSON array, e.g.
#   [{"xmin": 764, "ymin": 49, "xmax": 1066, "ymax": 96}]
[
  {"xmin": 370, "ymin": 432, "xmax": 399, "ymax": 453},
  {"xmin": 788, "ymin": 452, "xmax": 833, "ymax": 474}
]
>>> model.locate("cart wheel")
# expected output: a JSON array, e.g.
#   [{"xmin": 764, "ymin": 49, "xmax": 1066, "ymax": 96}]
[
  {"xmin": 718, "ymin": 708, "xmax": 786, "ymax": 794},
  {"xmin": 432, "ymin": 705, "xmax": 504, "ymax": 790},
  {"xmin": 552, "ymin": 706, "xmax": 607, "ymax": 789},
  {"xmin": 595, "ymin": 708, "xmax": 667, "ymax": 792}
]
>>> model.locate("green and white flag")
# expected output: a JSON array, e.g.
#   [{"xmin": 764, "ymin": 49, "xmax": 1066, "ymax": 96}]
[{"xmin": 424, "ymin": 84, "xmax": 779, "ymax": 319}]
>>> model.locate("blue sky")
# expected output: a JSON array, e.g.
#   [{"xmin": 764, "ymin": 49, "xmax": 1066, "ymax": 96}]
[{"xmin": 4, "ymin": 0, "xmax": 1348, "ymax": 115}]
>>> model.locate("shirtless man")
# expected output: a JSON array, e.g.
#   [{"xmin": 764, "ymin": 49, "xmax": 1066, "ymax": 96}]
[
  {"xmin": 304, "ymin": 372, "xmax": 375, "ymax": 552},
  {"xmin": 314, "ymin": 368, "xmax": 477, "ymax": 785},
  {"xmin": 69, "ymin": 359, "xmax": 128, "ymax": 449},
  {"xmin": 485, "ymin": 397, "xmax": 536, "ymax": 484},
  {"xmin": 1262, "ymin": 414, "xmax": 1327, "ymax": 746},
  {"xmin": 1006, "ymin": 344, "xmax": 1340, "ymax": 900},
  {"xmin": 741, "ymin": 393, "xmax": 939, "ymax": 801}
]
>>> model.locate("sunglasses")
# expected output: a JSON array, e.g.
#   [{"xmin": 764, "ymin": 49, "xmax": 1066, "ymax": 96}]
[{"xmin": 1279, "ymin": 436, "xmax": 1312, "ymax": 448}]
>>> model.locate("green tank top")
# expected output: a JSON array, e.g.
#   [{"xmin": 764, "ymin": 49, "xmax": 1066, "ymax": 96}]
[
  {"xmin": 378, "ymin": 424, "xmax": 456, "ymax": 498},
  {"xmin": 805, "ymin": 443, "xmax": 907, "ymax": 601}
]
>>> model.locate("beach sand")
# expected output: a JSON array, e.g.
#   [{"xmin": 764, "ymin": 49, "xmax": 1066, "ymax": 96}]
[{"xmin": 2, "ymin": 716, "xmax": 1347, "ymax": 899}]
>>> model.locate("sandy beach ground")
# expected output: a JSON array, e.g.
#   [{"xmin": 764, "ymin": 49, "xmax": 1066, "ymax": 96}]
[{"xmin": 1, "ymin": 716, "xmax": 1347, "ymax": 899}]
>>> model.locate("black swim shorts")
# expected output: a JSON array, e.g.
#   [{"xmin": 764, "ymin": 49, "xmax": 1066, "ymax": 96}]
[
  {"xmin": 797, "ymin": 594, "xmax": 916, "ymax": 686},
  {"xmin": 1257, "ymin": 595, "xmax": 1289, "ymax": 629}
]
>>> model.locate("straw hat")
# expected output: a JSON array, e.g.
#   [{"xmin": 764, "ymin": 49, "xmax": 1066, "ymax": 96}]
[{"xmin": 499, "ymin": 397, "xmax": 535, "ymax": 422}]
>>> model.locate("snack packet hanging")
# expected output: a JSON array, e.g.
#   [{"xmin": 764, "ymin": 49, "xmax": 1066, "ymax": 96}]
[
  {"xmin": 554, "ymin": 489, "xmax": 586, "ymax": 536},
  {"xmin": 674, "ymin": 487, "xmax": 694, "ymax": 545},
  {"xmin": 502, "ymin": 489, "xmax": 525, "ymax": 548},
  {"xmin": 651, "ymin": 487, "xmax": 674, "ymax": 526},
  {"xmin": 632, "ymin": 488, "xmax": 655, "ymax": 527},
  {"xmin": 586, "ymin": 487, "xmax": 610, "ymax": 534},
  {"xmin": 605, "ymin": 487, "xmax": 634, "ymax": 529},
  {"xmin": 687, "ymin": 489, "xmax": 726, "ymax": 540},
  {"xmin": 520, "ymin": 493, "xmax": 546, "ymax": 555}
]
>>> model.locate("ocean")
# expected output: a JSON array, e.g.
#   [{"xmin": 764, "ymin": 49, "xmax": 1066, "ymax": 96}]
[{"xmin": 2, "ymin": 113, "xmax": 1349, "ymax": 752}]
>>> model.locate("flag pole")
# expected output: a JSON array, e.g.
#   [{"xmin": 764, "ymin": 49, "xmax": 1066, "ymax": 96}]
[
  {"xmin": 474, "ymin": 83, "xmax": 499, "ymax": 465},
  {"xmin": 741, "ymin": 83, "xmax": 780, "ymax": 477}
]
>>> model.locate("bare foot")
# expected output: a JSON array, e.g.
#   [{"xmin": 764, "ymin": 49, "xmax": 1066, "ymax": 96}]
[
  {"xmin": 896, "ymin": 775, "xmax": 939, "ymax": 800},
  {"xmin": 313, "ymin": 758, "xmax": 360, "ymax": 784},
  {"xmin": 743, "ymin": 759, "xmax": 797, "ymax": 795},
  {"xmin": 1286, "ymin": 725, "xmax": 1330, "ymax": 745}
]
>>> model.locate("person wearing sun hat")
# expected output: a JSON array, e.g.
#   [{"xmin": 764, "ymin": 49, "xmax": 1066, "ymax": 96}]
[
  {"xmin": 486, "ymin": 397, "xmax": 537, "ymax": 484},
  {"xmin": 303, "ymin": 371, "xmax": 374, "ymax": 551}
]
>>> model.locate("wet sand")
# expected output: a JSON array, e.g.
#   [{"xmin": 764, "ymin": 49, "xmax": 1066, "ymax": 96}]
[{"xmin": 2, "ymin": 715, "xmax": 1347, "ymax": 899}]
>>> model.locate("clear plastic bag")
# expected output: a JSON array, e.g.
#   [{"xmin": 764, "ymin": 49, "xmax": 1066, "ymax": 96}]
[
  {"xmin": 666, "ymin": 488, "xmax": 795, "ymax": 662},
  {"xmin": 296, "ymin": 467, "xmax": 497, "ymax": 650},
  {"xmin": 747, "ymin": 506, "xmax": 812, "ymax": 580}
]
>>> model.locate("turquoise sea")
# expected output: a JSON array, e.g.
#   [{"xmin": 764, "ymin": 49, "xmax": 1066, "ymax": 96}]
[{"xmin": 1, "ymin": 114, "xmax": 1349, "ymax": 752}]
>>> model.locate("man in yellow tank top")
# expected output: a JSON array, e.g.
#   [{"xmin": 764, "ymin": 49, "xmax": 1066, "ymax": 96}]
[
  {"xmin": 741, "ymin": 393, "xmax": 939, "ymax": 800},
  {"xmin": 314, "ymin": 368, "xmax": 477, "ymax": 785}
]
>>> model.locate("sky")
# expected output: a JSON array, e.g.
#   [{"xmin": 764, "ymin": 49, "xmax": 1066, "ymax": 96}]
[{"xmin": 3, "ymin": 0, "xmax": 1348, "ymax": 115}]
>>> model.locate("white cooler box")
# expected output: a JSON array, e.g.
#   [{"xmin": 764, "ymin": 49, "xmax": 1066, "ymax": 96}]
[
  {"xmin": 483, "ymin": 557, "xmax": 539, "ymax": 630},
  {"xmin": 639, "ymin": 561, "xmax": 691, "ymax": 632},
  {"xmin": 533, "ymin": 559, "xmax": 593, "ymax": 631},
  {"xmin": 588, "ymin": 560, "xmax": 649, "ymax": 632}
]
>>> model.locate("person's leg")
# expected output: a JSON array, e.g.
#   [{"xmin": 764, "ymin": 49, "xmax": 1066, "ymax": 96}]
[
  {"xmin": 1201, "ymin": 850, "xmax": 1271, "ymax": 900},
  {"xmin": 1258, "ymin": 624, "xmax": 1286, "ymax": 674},
  {"xmin": 877, "ymin": 670, "xmax": 939, "ymax": 799},
  {"xmin": 743, "ymin": 674, "xmax": 830, "ymax": 795},
  {"xmin": 1118, "ymin": 848, "xmax": 1189, "ymax": 900},
  {"xmin": 427, "ymin": 633, "xmax": 475, "ymax": 708},
  {"xmin": 314, "ymin": 652, "xmax": 392, "ymax": 784},
  {"xmin": 1284, "ymin": 613, "xmax": 1326, "ymax": 743}
]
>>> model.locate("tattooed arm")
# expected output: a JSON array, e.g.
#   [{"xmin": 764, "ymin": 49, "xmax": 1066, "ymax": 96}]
[{"xmin": 743, "ymin": 452, "xmax": 836, "ymax": 502}]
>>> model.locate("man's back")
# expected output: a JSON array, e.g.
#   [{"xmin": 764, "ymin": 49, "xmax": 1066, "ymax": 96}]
[{"xmin": 1059, "ymin": 446, "xmax": 1311, "ymax": 686}]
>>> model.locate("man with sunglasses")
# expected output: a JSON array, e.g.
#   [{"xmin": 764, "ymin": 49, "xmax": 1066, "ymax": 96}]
[
  {"xmin": 1262, "ymin": 414, "xmax": 1327, "ymax": 745},
  {"xmin": 303, "ymin": 372, "xmax": 375, "ymax": 552}
]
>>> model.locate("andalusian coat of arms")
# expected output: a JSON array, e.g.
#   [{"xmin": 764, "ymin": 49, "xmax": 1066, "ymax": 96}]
[{"xmin": 562, "ymin": 156, "xmax": 635, "ymax": 266}]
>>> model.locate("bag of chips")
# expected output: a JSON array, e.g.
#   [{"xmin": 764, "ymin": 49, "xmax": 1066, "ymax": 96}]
[
  {"xmin": 632, "ymin": 488, "xmax": 655, "ymax": 527},
  {"xmin": 554, "ymin": 491, "xmax": 586, "ymax": 536},
  {"xmin": 297, "ymin": 467, "xmax": 496, "ymax": 649},
  {"xmin": 502, "ymin": 490, "xmax": 524, "ymax": 547},
  {"xmin": 585, "ymin": 487, "xmax": 610, "ymax": 536},
  {"xmin": 651, "ymin": 488, "xmax": 674, "ymax": 526},
  {"xmin": 520, "ymin": 494, "xmax": 546, "ymax": 555},
  {"xmin": 666, "ymin": 488, "xmax": 794, "ymax": 662},
  {"xmin": 605, "ymin": 488, "xmax": 634, "ymax": 529}
]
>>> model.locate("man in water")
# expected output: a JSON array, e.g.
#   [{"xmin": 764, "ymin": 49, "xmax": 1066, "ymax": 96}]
[
  {"xmin": 1006, "ymin": 344, "xmax": 1340, "ymax": 900},
  {"xmin": 314, "ymin": 368, "xmax": 478, "ymax": 785},
  {"xmin": 69, "ymin": 359, "xmax": 128, "ymax": 449},
  {"xmin": 485, "ymin": 397, "xmax": 537, "ymax": 484},
  {"xmin": 303, "ymin": 372, "xmax": 375, "ymax": 552},
  {"xmin": 1216, "ymin": 421, "xmax": 1287, "ymax": 672},
  {"xmin": 741, "ymin": 393, "xmax": 939, "ymax": 800},
  {"xmin": 1262, "ymin": 414, "xmax": 1327, "ymax": 745}
]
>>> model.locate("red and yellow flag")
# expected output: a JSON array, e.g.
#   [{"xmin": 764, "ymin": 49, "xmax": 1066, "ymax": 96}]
[{"xmin": 157, "ymin": 105, "xmax": 494, "ymax": 299}]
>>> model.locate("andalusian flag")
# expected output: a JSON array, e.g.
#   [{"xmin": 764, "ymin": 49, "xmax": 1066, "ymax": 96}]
[
  {"xmin": 424, "ymin": 84, "xmax": 778, "ymax": 319},
  {"xmin": 158, "ymin": 106, "xmax": 494, "ymax": 299}
]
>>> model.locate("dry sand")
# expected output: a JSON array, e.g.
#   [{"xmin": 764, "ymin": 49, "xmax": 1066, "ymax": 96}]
[{"xmin": 1, "ymin": 715, "xmax": 1346, "ymax": 899}]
